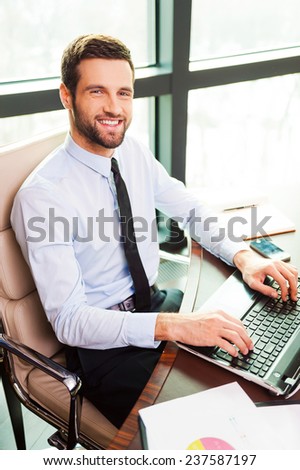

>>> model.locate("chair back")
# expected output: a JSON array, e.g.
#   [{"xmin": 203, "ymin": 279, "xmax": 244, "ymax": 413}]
[
  {"xmin": 0, "ymin": 129, "xmax": 118, "ymax": 449},
  {"xmin": 0, "ymin": 129, "xmax": 67, "ymax": 388}
]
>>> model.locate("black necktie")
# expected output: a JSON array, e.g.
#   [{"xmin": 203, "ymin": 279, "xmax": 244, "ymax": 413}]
[{"xmin": 111, "ymin": 157, "xmax": 151, "ymax": 311}]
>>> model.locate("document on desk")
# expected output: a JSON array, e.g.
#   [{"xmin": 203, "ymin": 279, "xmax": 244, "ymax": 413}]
[
  {"xmin": 138, "ymin": 382, "xmax": 300, "ymax": 450},
  {"xmin": 256, "ymin": 402, "xmax": 300, "ymax": 450},
  {"xmin": 219, "ymin": 203, "xmax": 295, "ymax": 240},
  {"xmin": 190, "ymin": 187, "xmax": 295, "ymax": 240}
]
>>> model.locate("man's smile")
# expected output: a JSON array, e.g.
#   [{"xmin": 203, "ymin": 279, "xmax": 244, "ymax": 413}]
[{"xmin": 97, "ymin": 118, "xmax": 123, "ymax": 128}]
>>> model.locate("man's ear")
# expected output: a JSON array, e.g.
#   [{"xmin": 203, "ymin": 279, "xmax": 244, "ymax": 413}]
[{"xmin": 60, "ymin": 83, "xmax": 73, "ymax": 110}]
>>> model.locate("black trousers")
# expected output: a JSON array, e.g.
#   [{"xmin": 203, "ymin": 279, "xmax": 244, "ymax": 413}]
[{"xmin": 65, "ymin": 288, "xmax": 183, "ymax": 428}]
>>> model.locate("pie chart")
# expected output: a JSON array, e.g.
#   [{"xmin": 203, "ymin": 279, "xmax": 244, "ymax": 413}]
[{"xmin": 187, "ymin": 437, "xmax": 235, "ymax": 450}]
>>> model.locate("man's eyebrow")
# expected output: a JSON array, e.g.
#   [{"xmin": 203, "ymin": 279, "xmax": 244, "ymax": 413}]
[
  {"xmin": 120, "ymin": 86, "xmax": 134, "ymax": 93},
  {"xmin": 85, "ymin": 85, "xmax": 133, "ymax": 93},
  {"xmin": 85, "ymin": 85, "xmax": 105, "ymax": 91}
]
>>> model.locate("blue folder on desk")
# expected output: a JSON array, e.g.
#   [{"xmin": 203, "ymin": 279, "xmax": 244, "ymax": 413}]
[{"xmin": 178, "ymin": 270, "xmax": 300, "ymax": 398}]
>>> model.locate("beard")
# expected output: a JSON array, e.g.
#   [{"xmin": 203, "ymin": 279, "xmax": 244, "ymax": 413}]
[{"xmin": 72, "ymin": 101, "xmax": 129, "ymax": 150}]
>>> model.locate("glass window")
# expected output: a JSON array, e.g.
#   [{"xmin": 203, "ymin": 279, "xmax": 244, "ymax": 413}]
[
  {"xmin": 190, "ymin": 0, "xmax": 300, "ymax": 62},
  {"xmin": 0, "ymin": 110, "xmax": 68, "ymax": 147},
  {"xmin": 127, "ymin": 97, "xmax": 155, "ymax": 150},
  {"xmin": 0, "ymin": 0, "xmax": 155, "ymax": 83},
  {"xmin": 0, "ymin": 97, "xmax": 153, "ymax": 149},
  {"xmin": 186, "ymin": 74, "xmax": 300, "ymax": 192}
]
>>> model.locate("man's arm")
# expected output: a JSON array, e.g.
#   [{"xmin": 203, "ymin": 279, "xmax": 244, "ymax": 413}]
[
  {"xmin": 11, "ymin": 185, "xmax": 160, "ymax": 350},
  {"xmin": 150, "ymin": 155, "xmax": 298, "ymax": 355}
]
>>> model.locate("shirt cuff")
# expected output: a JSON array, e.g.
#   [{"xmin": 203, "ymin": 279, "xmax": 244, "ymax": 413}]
[
  {"xmin": 219, "ymin": 238, "xmax": 251, "ymax": 266},
  {"xmin": 124, "ymin": 311, "xmax": 161, "ymax": 348}
]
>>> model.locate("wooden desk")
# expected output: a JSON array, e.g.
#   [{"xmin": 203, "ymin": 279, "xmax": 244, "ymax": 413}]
[{"xmin": 109, "ymin": 200, "xmax": 300, "ymax": 450}]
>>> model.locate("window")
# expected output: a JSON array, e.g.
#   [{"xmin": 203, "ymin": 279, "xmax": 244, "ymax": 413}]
[
  {"xmin": 186, "ymin": 74, "xmax": 300, "ymax": 192},
  {"xmin": 186, "ymin": 1, "xmax": 300, "ymax": 194},
  {"xmin": 190, "ymin": 0, "xmax": 300, "ymax": 63},
  {"xmin": 128, "ymin": 98, "xmax": 155, "ymax": 150},
  {"xmin": 0, "ymin": 0, "xmax": 155, "ymax": 83},
  {"xmin": 0, "ymin": 110, "xmax": 68, "ymax": 147},
  {"xmin": 2, "ymin": 0, "xmax": 300, "ymax": 191},
  {"xmin": 0, "ymin": 0, "xmax": 155, "ymax": 147}
]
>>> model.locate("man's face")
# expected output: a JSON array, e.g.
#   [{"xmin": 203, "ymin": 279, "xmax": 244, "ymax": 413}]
[{"xmin": 66, "ymin": 58, "xmax": 134, "ymax": 156}]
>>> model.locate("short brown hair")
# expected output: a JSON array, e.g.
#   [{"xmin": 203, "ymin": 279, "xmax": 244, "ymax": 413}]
[{"xmin": 61, "ymin": 34, "xmax": 135, "ymax": 97}]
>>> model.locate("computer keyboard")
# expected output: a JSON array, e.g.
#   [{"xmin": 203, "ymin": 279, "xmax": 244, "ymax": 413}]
[{"xmin": 214, "ymin": 279, "xmax": 300, "ymax": 378}]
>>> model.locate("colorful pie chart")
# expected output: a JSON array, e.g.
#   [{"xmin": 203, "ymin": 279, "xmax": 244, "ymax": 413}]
[{"xmin": 187, "ymin": 437, "xmax": 235, "ymax": 450}]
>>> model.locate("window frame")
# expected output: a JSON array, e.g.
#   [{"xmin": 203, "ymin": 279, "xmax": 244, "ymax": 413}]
[{"xmin": 1, "ymin": 0, "xmax": 300, "ymax": 183}]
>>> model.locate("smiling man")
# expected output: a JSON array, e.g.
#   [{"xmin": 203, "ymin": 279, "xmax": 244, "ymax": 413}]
[
  {"xmin": 62, "ymin": 58, "xmax": 133, "ymax": 154},
  {"xmin": 11, "ymin": 34, "xmax": 298, "ymax": 428}
]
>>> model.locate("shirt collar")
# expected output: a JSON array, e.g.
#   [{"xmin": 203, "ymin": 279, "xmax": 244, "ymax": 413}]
[{"xmin": 64, "ymin": 133, "xmax": 116, "ymax": 178}]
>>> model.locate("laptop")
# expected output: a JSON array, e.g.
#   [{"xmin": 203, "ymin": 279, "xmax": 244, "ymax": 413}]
[{"xmin": 178, "ymin": 270, "xmax": 300, "ymax": 398}]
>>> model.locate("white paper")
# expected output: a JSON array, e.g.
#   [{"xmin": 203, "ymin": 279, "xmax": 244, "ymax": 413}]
[
  {"xmin": 139, "ymin": 382, "xmax": 284, "ymax": 450},
  {"xmin": 218, "ymin": 203, "xmax": 295, "ymax": 240},
  {"xmin": 256, "ymin": 404, "xmax": 300, "ymax": 450},
  {"xmin": 189, "ymin": 187, "xmax": 295, "ymax": 239}
]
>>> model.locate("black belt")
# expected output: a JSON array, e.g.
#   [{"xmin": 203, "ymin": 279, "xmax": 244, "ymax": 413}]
[{"xmin": 109, "ymin": 285, "xmax": 158, "ymax": 312}]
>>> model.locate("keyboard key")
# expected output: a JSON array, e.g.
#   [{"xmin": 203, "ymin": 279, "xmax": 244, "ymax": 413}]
[
  {"xmin": 268, "ymin": 326, "xmax": 277, "ymax": 334},
  {"xmin": 255, "ymin": 340, "xmax": 265, "ymax": 350},
  {"xmin": 250, "ymin": 333, "xmax": 261, "ymax": 345},
  {"xmin": 250, "ymin": 365, "xmax": 260, "ymax": 374},
  {"xmin": 233, "ymin": 359, "xmax": 252, "ymax": 370},
  {"xmin": 258, "ymin": 369, "xmax": 267, "ymax": 377},
  {"xmin": 264, "ymin": 331, "xmax": 273, "ymax": 338},
  {"xmin": 270, "ymin": 336, "xmax": 280, "ymax": 344},
  {"xmin": 264, "ymin": 343, "xmax": 276, "ymax": 354},
  {"xmin": 256, "ymin": 327, "xmax": 267, "ymax": 336},
  {"xmin": 256, "ymin": 356, "xmax": 266, "ymax": 365}
]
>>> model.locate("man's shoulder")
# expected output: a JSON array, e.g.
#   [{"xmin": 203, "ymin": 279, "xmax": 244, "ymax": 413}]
[
  {"xmin": 12, "ymin": 143, "xmax": 75, "ymax": 221},
  {"xmin": 20, "ymin": 144, "xmax": 68, "ymax": 191}
]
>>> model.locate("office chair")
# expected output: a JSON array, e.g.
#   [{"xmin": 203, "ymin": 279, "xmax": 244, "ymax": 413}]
[
  {"xmin": 0, "ymin": 129, "xmax": 118, "ymax": 449},
  {"xmin": 0, "ymin": 128, "xmax": 201, "ymax": 450}
]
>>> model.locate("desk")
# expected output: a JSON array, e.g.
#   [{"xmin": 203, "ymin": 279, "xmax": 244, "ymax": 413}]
[{"xmin": 109, "ymin": 195, "xmax": 300, "ymax": 450}]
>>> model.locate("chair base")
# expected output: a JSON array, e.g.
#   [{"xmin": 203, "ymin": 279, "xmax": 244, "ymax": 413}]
[{"xmin": 48, "ymin": 430, "xmax": 72, "ymax": 450}]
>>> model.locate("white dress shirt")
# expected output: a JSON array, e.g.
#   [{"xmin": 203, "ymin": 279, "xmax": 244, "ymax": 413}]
[{"xmin": 11, "ymin": 133, "xmax": 249, "ymax": 350}]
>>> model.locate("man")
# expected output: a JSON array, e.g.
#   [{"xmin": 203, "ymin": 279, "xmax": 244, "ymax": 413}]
[{"xmin": 11, "ymin": 34, "xmax": 298, "ymax": 428}]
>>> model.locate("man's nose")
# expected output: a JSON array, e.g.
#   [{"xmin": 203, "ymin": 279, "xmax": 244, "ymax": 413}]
[{"xmin": 103, "ymin": 95, "xmax": 122, "ymax": 115}]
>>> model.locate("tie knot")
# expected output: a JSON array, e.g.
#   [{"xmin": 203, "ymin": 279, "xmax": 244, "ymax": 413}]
[{"xmin": 111, "ymin": 157, "xmax": 119, "ymax": 175}]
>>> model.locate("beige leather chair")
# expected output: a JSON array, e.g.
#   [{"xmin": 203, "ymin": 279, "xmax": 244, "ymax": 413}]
[
  {"xmin": 0, "ymin": 129, "xmax": 201, "ymax": 450},
  {"xmin": 0, "ymin": 129, "xmax": 117, "ymax": 449}
]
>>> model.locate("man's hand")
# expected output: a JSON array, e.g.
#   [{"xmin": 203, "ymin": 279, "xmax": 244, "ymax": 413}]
[
  {"xmin": 233, "ymin": 249, "xmax": 298, "ymax": 302},
  {"xmin": 154, "ymin": 248, "xmax": 297, "ymax": 359},
  {"xmin": 155, "ymin": 310, "xmax": 253, "ymax": 357}
]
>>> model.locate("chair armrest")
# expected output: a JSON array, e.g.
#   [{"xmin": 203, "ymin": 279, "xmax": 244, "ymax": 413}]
[
  {"xmin": 0, "ymin": 333, "xmax": 82, "ymax": 449},
  {"xmin": 158, "ymin": 249, "xmax": 190, "ymax": 265}
]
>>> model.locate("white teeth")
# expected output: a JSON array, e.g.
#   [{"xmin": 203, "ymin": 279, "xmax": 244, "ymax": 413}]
[{"xmin": 99, "ymin": 120, "xmax": 119, "ymax": 126}]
